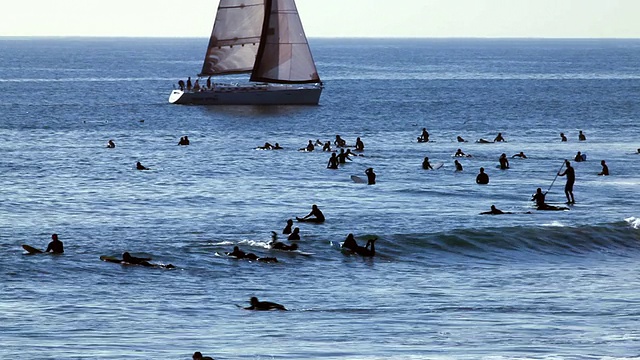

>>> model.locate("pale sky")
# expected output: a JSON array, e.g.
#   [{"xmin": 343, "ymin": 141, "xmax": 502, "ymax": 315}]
[{"xmin": 1, "ymin": 0, "xmax": 639, "ymax": 38}]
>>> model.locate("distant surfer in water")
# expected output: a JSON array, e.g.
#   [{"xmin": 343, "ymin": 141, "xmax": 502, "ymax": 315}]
[
  {"xmin": 480, "ymin": 205, "xmax": 509, "ymax": 215},
  {"xmin": 355, "ymin": 137, "xmax": 365, "ymax": 151},
  {"xmin": 244, "ymin": 297, "xmax": 287, "ymax": 311},
  {"xmin": 476, "ymin": 167, "xmax": 489, "ymax": 184},
  {"xmin": 107, "ymin": 140, "xmax": 115, "ymax": 148},
  {"xmin": 296, "ymin": 204, "xmax": 325, "ymax": 223},
  {"xmin": 512, "ymin": 151, "xmax": 527, "ymax": 159},
  {"xmin": 327, "ymin": 153, "xmax": 339, "ymax": 169},
  {"xmin": 227, "ymin": 246, "xmax": 277, "ymax": 262},
  {"xmin": 499, "ymin": 153, "xmax": 510, "ymax": 169},
  {"xmin": 104, "ymin": 252, "xmax": 176, "ymax": 268},
  {"xmin": 579, "ymin": 130, "xmax": 586, "ymax": 141},
  {"xmin": 454, "ymin": 160, "xmax": 463, "ymax": 171},
  {"xmin": 560, "ymin": 132, "xmax": 567, "ymax": 142},
  {"xmin": 531, "ymin": 187, "xmax": 569, "ymax": 211},
  {"xmin": 178, "ymin": 136, "xmax": 190, "ymax": 146},
  {"xmin": 494, "ymin": 132, "xmax": 506, "ymax": 142},
  {"xmin": 337, "ymin": 149, "xmax": 352, "ymax": 164},
  {"xmin": 598, "ymin": 160, "xmax": 609, "ymax": 176},
  {"xmin": 454, "ymin": 148, "xmax": 468, "ymax": 157},
  {"xmin": 334, "ymin": 134, "xmax": 346, "ymax": 147},
  {"xmin": 299, "ymin": 140, "xmax": 314, "ymax": 152},
  {"xmin": 282, "ymin": 219, "xmax": 294, "ymax": 234},
  {"xmin": 45, "ymin": 233, "xmax": 64, "ymax": 254},
  {"xmin": 136, "ymin": 161, "xmax": 149, "ymax": 170},
  {"xmin": 365, "ymin": 168, "xmax": 376, "ymax": 185},
  {"xmin": 457, "ymin": 136, "xmax": 467, "ymax": 143},
  {"xmin": 574, "ymin": 151, "xmax": 585, "ymax": 162},
  {"xmin": 257, "ymin": 142, "xmax": 274, "ymax": 150},
  {"xmin": 417, "ymin": 128, "xmax": 429, "ymax": 142},
  {"xmin": 192, "ymin": 351, "xmax": 215, "ymax": 360},
  {"xmin": 273, "ymin": 143, "xmax": 283, "ymax": 150},
  {"xmin": 270, "ymin": 231, "xmax": 299, "ymax": 251},
  {"xmin": 322, "ymin": 141, "xmax": 332, "ymax": 152},
  {"xmin": 288, "ymin": 227, "xmax": 301, "ymax": 241},
  {"xmin": 341, "ymin": 233, "xmax": 377, "ymax": 257},
  {"xmin": 558, "ymin": 160, "xmax": 576, "ymax": 204},
  {"xmin": 422, "ymin": 156, "xmax": 433, "ymax": 170}
]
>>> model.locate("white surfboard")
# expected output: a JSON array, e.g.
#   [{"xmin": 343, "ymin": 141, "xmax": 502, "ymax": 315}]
[
  {"xmin": 431, "ymin": 162, "xmax": 444, "ymax": 170},
  {"xmin": 350, "ymin": 175, "xmax": 367, "ymax": 183}
]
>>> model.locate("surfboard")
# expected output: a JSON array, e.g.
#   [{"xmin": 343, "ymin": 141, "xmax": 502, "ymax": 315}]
[
  {"xmin": 100, "ymin": 255, "xmax": 122, "ymax": 263},
  {"xmin": 430, "ymin": 162, "xmax": 444, "ymax": 170},
  {"xmin": 351, "ymin": 175, "xmax": 367, "ymax": 183},
  {"xmin": 22, "ymin": 244, "xmax": 43, "ymax": 254}
]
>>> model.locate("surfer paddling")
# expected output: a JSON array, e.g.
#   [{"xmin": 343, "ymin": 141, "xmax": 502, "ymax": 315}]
[
  {"xmin": 480, "ymin": 205, "xmax": 510, "ymax": 215},
  {"xmin": 269, "ymin": 232, "xmax": 299, "ymax": 251},
  {"xmin": 341, "ymin": 233, "xmax": 377, "ymax": 257},
  {"xmin": 136, "ymin": 161, "xmax": 149, "ymax": 170},
  {"xmin": 101, "ymin": 252, "xmax": 175, "ymax": 268},
  {"xmin": 296, "ymin": 204, "xmax": 325, "ymax": 223},
  {"xmin": 227, "ymin": 246, "xmax": 278, "ymax": 262},
  {"xmin": 244, "ymin": 296, "xmax": 287, "ymax": 311},
  {"xmin": 46, "ymin": 233, "xmax": 64, "ymax": 254}
]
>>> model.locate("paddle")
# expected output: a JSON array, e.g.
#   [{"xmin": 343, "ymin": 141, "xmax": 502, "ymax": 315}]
[{"xmin": 546, "ymin": 160, "xmax": 566, "ymax": 194}]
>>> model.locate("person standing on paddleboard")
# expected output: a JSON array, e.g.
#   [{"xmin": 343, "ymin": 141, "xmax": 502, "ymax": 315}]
[{"xmin": 558, "ymin": 160, "xmax": 576, "ymax": 204}]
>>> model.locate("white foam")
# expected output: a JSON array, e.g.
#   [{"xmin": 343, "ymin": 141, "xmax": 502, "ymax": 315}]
[
  {"xmin": 625, "ymin": 217, "xmax": 640, "ymax": 229},
  {"xmin": 542, "ymin": 221, "xmax": 565, "ymax": 227}
]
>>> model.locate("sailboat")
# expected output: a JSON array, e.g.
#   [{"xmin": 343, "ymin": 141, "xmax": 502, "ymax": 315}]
[{"xmin": 169, "ymin": 0, "xmax": 322, "ymax": 105}]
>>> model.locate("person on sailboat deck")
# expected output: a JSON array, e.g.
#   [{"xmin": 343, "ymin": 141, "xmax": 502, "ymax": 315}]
[
  {"xmin": 178, "ymin": 136, "xmax": 190, "ymax": 146},
  {"xmin": 334, "ymin": 135, "xmax": 346, "ymax": 147},
  {"xmin": 296, "ymin": 204, "xmax": 325, "ymax": 223},
  {"xmin": 206, "ymin": 76, "xmax": 212, "ymax": 89},
  {"xmin": 355, "ymin": 137, "xmax": 365, "ymax": 151},
  {"xmin": 107, "ymin": 140, "xmax": 115, "ymax": 148},
  {"xmin": 178, "ymin": 80, "xmax": 185, "ymax": 91},
  {"xmin": 193, "ymin": 80, "xmax": 201, "ymax": 91},
  {"xmin": 494, "ymin": 132, "xmax": 506, "ymax": 142},
  {"xmin": 186, "ymin": 77, "xmax": 192, "ymax": 91}
]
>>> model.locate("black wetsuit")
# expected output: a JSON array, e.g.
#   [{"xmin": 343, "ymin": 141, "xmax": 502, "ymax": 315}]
[{"xmin": 45, "ymin": 240, "xmax": 64, "ymax": 254}]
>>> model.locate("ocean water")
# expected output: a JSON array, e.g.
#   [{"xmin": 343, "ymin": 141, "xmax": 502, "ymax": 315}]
[{"xmin": 1, "ymin": 37, "xmax": 640, "ymax": 359}]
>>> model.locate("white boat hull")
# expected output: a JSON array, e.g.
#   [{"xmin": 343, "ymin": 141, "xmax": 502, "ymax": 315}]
[{"xmin": 169, "ymin": 83, "xmax": 322, "ymax": 105}]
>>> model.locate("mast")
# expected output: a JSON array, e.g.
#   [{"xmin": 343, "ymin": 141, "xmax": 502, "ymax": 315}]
[
  {"xmin": 250, "ymin": 0, "xmax": 321, "ymax": 84},
  {"xmin": 199, "ymin": 0, "xmax": 265, "ymax": 76}
]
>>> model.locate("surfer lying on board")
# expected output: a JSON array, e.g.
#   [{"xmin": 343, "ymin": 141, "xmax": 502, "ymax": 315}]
[
  {"xmin": 244, "ymin": 296, "xmax": 287, "ymax": 311},
  {"xmin": 192, "ymin": 351, "xmax": 215, "ymax": 360},
  {"xmin": 136, "ymin": 161, "xmax": 149, "ymax": 170},
  {"xmin": 46, "ymin": 233, "xmax": 64, "ymax": 254},
  {"xmin": 480, "ymin": 205, "xmax": 511, "ymax": 215},
  {"xmin": 457, "ymin": 136, "xmax": 467, "ymax": 143},
  {"xmin": 102, "ymin": 252, "xmax": 175, "ymax": 268},
  {"xmin": 269, "ymin": 232, "xmax": 299, "ymax": 251},
  {"xmin": 327, "ymin": 153, "xmax": 339, "ymax": 169},
  {"xmin": 531, "ymin": 188, "xmax": 569, "ymax": 211},
  {"xmin": 454, "ymin": 148, "xmax": 471, "ymax": 157},
  {"xmin": 341, "ymin": 233, "xmax": 377, "ymax": 257},
  {"xmin": 512, "ymin": 151, "xmax": 527, "ymax": 159},
  {"xmin": 296, "ymin": 204, "xmax": 325, "ymax": 223},
  {"xmin": 227, "ymin": 246, "xmax": 278, "ymax": 262}
]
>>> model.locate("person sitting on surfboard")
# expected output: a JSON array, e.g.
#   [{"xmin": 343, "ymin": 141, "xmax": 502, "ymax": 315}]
[
  {"xmin": 454, "ymin": 160, "xmax": 463, "ymax": 172},
  {"xmin": 282, "ymin": 219, "xmax": 294, "ymax": 234},
  {"xmin": 417, "ymin": 128, "xmax": 429, "ymax": 143},
  {"xmin": 327, "ymin": 153, "xmax": 339, "ymax": 169},
  {"xmin": 365, "ymin": 168, "xmax": 376, "ymax": 185},
  {"xmin": 299, "ymin": 140, "xmax": 314, "ymax": 152},
  {"xmin": 178, "ymin": 136, "xmax": 190, "ymax": 146},
  {"xmin": 269, "ymin": 232, "xmax": 298, "ymax": 251},
  {"xmin": 244, "ymin": 297, "xmax": 287, "ymax": 311},
  {"xmin": 136, "ymin": 161, "xmax": 149, "ymax": 170},
  {"xmin": 494, "ymin": 132, "xmax": 506, "ymax": 142},
  {"xmin": 476, "ymin": 167, "xmax": 489, "ymax": 184},
  {"xmin": 457, "ymin": 136, "xmax": 467, "ymax": 143},
  {"xmin": 512, "ymin": 151, "xmax": 527, "ymax": 159},
  {"xmin": 579, "ymin": 130, "xmax": 586, "ymax": 141},
  {"xmin": 192, "ymin": 351, "xmax": 215, "ymax": 360},
  {"xmin": 296, "ymin": 204, "xmax": 325, "ymax": 223},
  {"xmin": 355, "ymin": 137, "xmax": 365, "ymax": 151},
  {"xmin": 560, "ymin": 132, "xmax": 567, "ymax": 142},
  {"xmin": 45, "ymin": 233, "xmax": 64, "ymax": 254},
  {"xmin": 257, "ymin": 142, "xmax": 274, "ymax": 150},
  {"xmin": 574, "ymin": 151, "xmax": 585, "ymax": 162},
  {"xmin": 322, "ymin": 141, "xmax": 331, "ymax": 152},
  {"xmin": 598, "ymin": 160, "xmax": 609, "ymax": 176},
  {"xmin": 341, "ymin": 233, "xmax": 377, "ymax": 257},
  {"xmin": 106, "ymin": 139, "xmax": 115, "ymax": 148},
  {"xmin": 531, "ymin": 188, "xmax": 569, "ymax": 211},
  {"xmin": 288, "ymin": 227, "xmax": 301, "ymax": 241},
  {"xmin": 273, "ymin": 143, "xmax": 283, "ymax": 150},
  {"xmin": 422, "ymin": 157, "xmax": 433, "ymax": 170},
  {"xmin": 480, "ymin": 205, "xmax": 509, "ymax": 215},
  {"xmin": 499, "ymin": 153, "xmax": 510, "ymax": 170}
]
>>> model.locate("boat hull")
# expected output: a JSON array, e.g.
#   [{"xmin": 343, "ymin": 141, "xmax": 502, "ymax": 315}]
[{"xmin": 169, "ymin": 84, "xmax": 322, "ymax": 105}]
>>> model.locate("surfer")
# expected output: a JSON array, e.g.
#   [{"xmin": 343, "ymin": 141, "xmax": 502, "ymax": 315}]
[
  {"xmin": 337, "ymin": 149, "xmax": 352, "ymax": 164},
  {"xmin": 558, "ymin": 160, "xmax": 576, "ymax": 204},
  {"xmin": 560, "ymin": 132, "xmax": 567, "ymax": 142},
  {"xmin": 327, "ymin": 153, "xmax": 339, "ymax": 169},
  {"xmin": 454, "ymin": 148, "xmax": 467, "ymax": 157},
  {"xmin": 273, "ymin": 143, "xmax": 283, "ymax": 150},
  {"xmin": 454, "ymin": 160, "xmax": 463, "ymax": 171},
  {"xmin": 322, "ymin": 141, "xmax": 331, "ymax": 152},
  {"xmin": 341, "ymin": 233, "xmax": 376, "ymax": 257},
  {"xmin": 480, "ymin": 205, "xmax": 509, "ymax": 215},
  {"xmin": 296, "ymin": 204, "xmax": 325, "ymax": 223},
  {"xmin": 136, "ymin": 161, "xmax": 149, "ymax": 170},
  {"xmin": 305, "ymin": 140, "xmax": 315, "ymax": 152},
  {"xmin": 355, "ymin": 137, "xmax": 365, "ymax": 151},
  {"xmin": 178, "ymin": 136, "xmax": 190, "ymax": 145},
  {"xmin": 258, "ymin": 142, "xmax": 274, "ymax": 150},
  {"xmin": 598, "ymin": 160, "xmax": 609, "ymax": 176},
  {"xmin": 512, "ymin": 151, "xmax": 527, "ymax": 159},
  {"xmin": 365, "ymin": 168, "xmax": 376, "ymax": 185},
  {"xmin": 106, "ymin": 139, "xmax": 115, "ymax": 148},
  {"xmin": 499, "ymin": 153, "xmax": 510, "ymax": 169},
  {"xmin": 476, "ymin": 167, "xmax": 489, "ymax": 184},
  {"xmin": 494, "ymin": 132, "xmax": 506, "ymax": 142},
  {"xmin": 418, "ymin": 128, "xmax": 429, "ymax": 142},
  {"xmin": 574, "ymin": 151, "xmax": 584, "ymax": 162},
  {"xmin": 422, "ymin": 156, "xmax": 433, "ymax": 170},
  {"xmin": 45, "ymin": 233, "xmax": 64, "ymax": 254},
  {"xmin": 477, "ymin": 138, "xmax": 493, "ymax": 144},
  {"xmin": 579, "ymin": 130, "xmax": 586, "ymax": 141},
  {"xmin": 315, "ymin": 139, "xmax": 324, "ymax": 146},
  {"xmin": 531, "ymin": 187, "xmax": 569, "ymax": 211},
  {"xmin": 457, "ymin": 136, "xmax": 467, "ymax": 143},
  {"xmin": 334, "ymin": 135, "xmax": 346, "ymax": 147},
  {"xmin": 192, "ymin": 351, "xmax": 215, "ymax": 360},
  {"xmin": 288, "ymin": 227, "xmax": 301, "ymax": 241},
  {"xmin": 244, "ymin": 297, "xmax": 287, "ymax": 311},
  {"xmin": 227, "ymin": 246, "xmax": 277, "ymax": 262},
  {"xmin": 282, "ymin": 219, "xmax": 294, "ymax": 234},
  {"xmin": 269, "ymin": 232, "xmax": 298, "ymax": 250}
]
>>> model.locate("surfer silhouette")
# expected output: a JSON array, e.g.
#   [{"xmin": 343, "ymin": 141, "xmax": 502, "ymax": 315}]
[
  {"xmin": 499, "ymin": 153, "xmax": 510, "ymax": 169},
  {"xmin": 512, "ymin": 151, "xmax": 527, "ymax": 159},
  {"xmin": 106, "ymin": 140, "xmax": 115, "ymax": 148},
  {"xmin": 45, "ymin": 233, "xmax": 64, "ymax": 254},
  {"xmin": 365, "ymin": 168, "xmax": 376, "ymax": 185},
  {"xmin": 244, "ymin": 297, "xmax": 287, "ymax": 311},
  {"xmin": 480, "ymin": 205, "xmax": 508, "ymax": 215},
  {"xmin": 494, "ymin": 132, "xmax": 506, "ymax": 142},
  {"xmin": 598, "ymin": 160, "xmax": 609, "ymax": 176},
  {"xmin": 341, "ymin": 233, "xmax": 377, "ymax": 257},
  {"xmin": 355, "ymin": 137, "xmax": 365, "ymax": 151},
  {"xmin": 327, "ymin": 153, "xmax": 339, "ymax": 169},
  {"xmin": 136, "ymin": 161, "xmax": 149, "ymax": 170},
  {"xmin": 531, "ymin": 187, "xmax": 569, "ymax": 211},
  {"xmin": 282, "ymin": 219, "xmax": 294, "ymax": 234},
  {"xmin": 296, "ymin": 204, "xmax": 325, "ymax": 223},
  {"xmin": 560, "ymin": 132, "xmax": 567, "ymax": 142},
  {"xmin": 192, "ymin": 351, "xmax": 215, "ymax": 360},
  {"xmin": 288, "ymin": 227, "xmax": 301, "ymax": 241},
  {"xmin": 422, "ymin": 156, "xmax": 433, "ymax": 170},
  {"xmin": 418, "ymin": 128, "xmax": 429, "ymax": 142},
  {"xmin": 574, "ymin": 151, "xmax": 584, "ymax": 162},
  {"xmin": 454, "ymin": 160, "xmax": 463, "ymax": 171},
  {"xmin": 558, "ymin": 160, "xmax": 575, "ymax": 204},
  {"xmin": 178, "ymin": 136, "xmax": 190, "ymax": 145},
  {"xmin": 476, "ymin": 167, "xmax": 489, "ymax": 184},
  {"xmin": 579, "ymin": 130, "xmax": 586, "ymax": 141}
]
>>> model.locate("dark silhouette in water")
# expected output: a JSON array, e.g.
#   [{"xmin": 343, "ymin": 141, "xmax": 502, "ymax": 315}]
[
  {"xmin": 288, "ymin": 227, "xmax": 301, "ymax": 241},
  {"xmin": 244, "ymin": 296, "xmax": 287, "ymax": 311},
  {"xmin": 558, "ymin": 160, "xmax": 576, "ymax": 204},
  {"xmin": 296, "ymin": 204, "xmax": 325, "ymax": 223},
  {"xmin": 476, "ymin": 167, "xmax": 489, "ymax": 184},
  {"xmin": 341, "ymin": 233, "xmax": 377, "ymax": 257},
  {"xmin": 365, "ymin": 167, "xmax": 376, "ymax": 185},
  {"xmin": 282, "ymin": 219, "xmax": 294, "ymax": 234},
  {"xmin": 107, "ymin": 140, "xmax": 115, "ymax": 148},
  {"xmin": 480, "ymin": 205, "xmax": 510, "ymax": 215},
  {"xmin": 598, "ymin": 160, "xmax": 609, "ymax": 176},
  {"xmin": 45, "ymin": 233, "xmax": 64, "ymax": 254},
  {"xmin": 136, "ymin": 161, "xmax": 149, "ymax": 170},
  {"xmin": 531, "ymin": 188, "xmax": 569, "ymax": 211},
  {"xmin": 422, "ymin": 157, "xmax": 433, "ymax": 170},
  {"xmin": 192, "ymin": 351, "xmax": 214, "ymax": 360},
  {"xmin": 227, "ymin": 246, "xmax": 277, "ymax": 262}
]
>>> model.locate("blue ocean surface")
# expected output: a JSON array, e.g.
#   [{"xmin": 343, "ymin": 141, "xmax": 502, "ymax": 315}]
[{"xmin": 1, "ymin": 37, "xmax": 639, "ymax": 359}]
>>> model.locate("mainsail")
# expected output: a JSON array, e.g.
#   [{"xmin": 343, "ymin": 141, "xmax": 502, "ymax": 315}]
[
  {"xmin": 200, "ymin": 0, "xmax": 264, "ymax": 76},
  {"xmin": 250, "ymin": 0, "xmax": 321, "ymax": 84}
]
